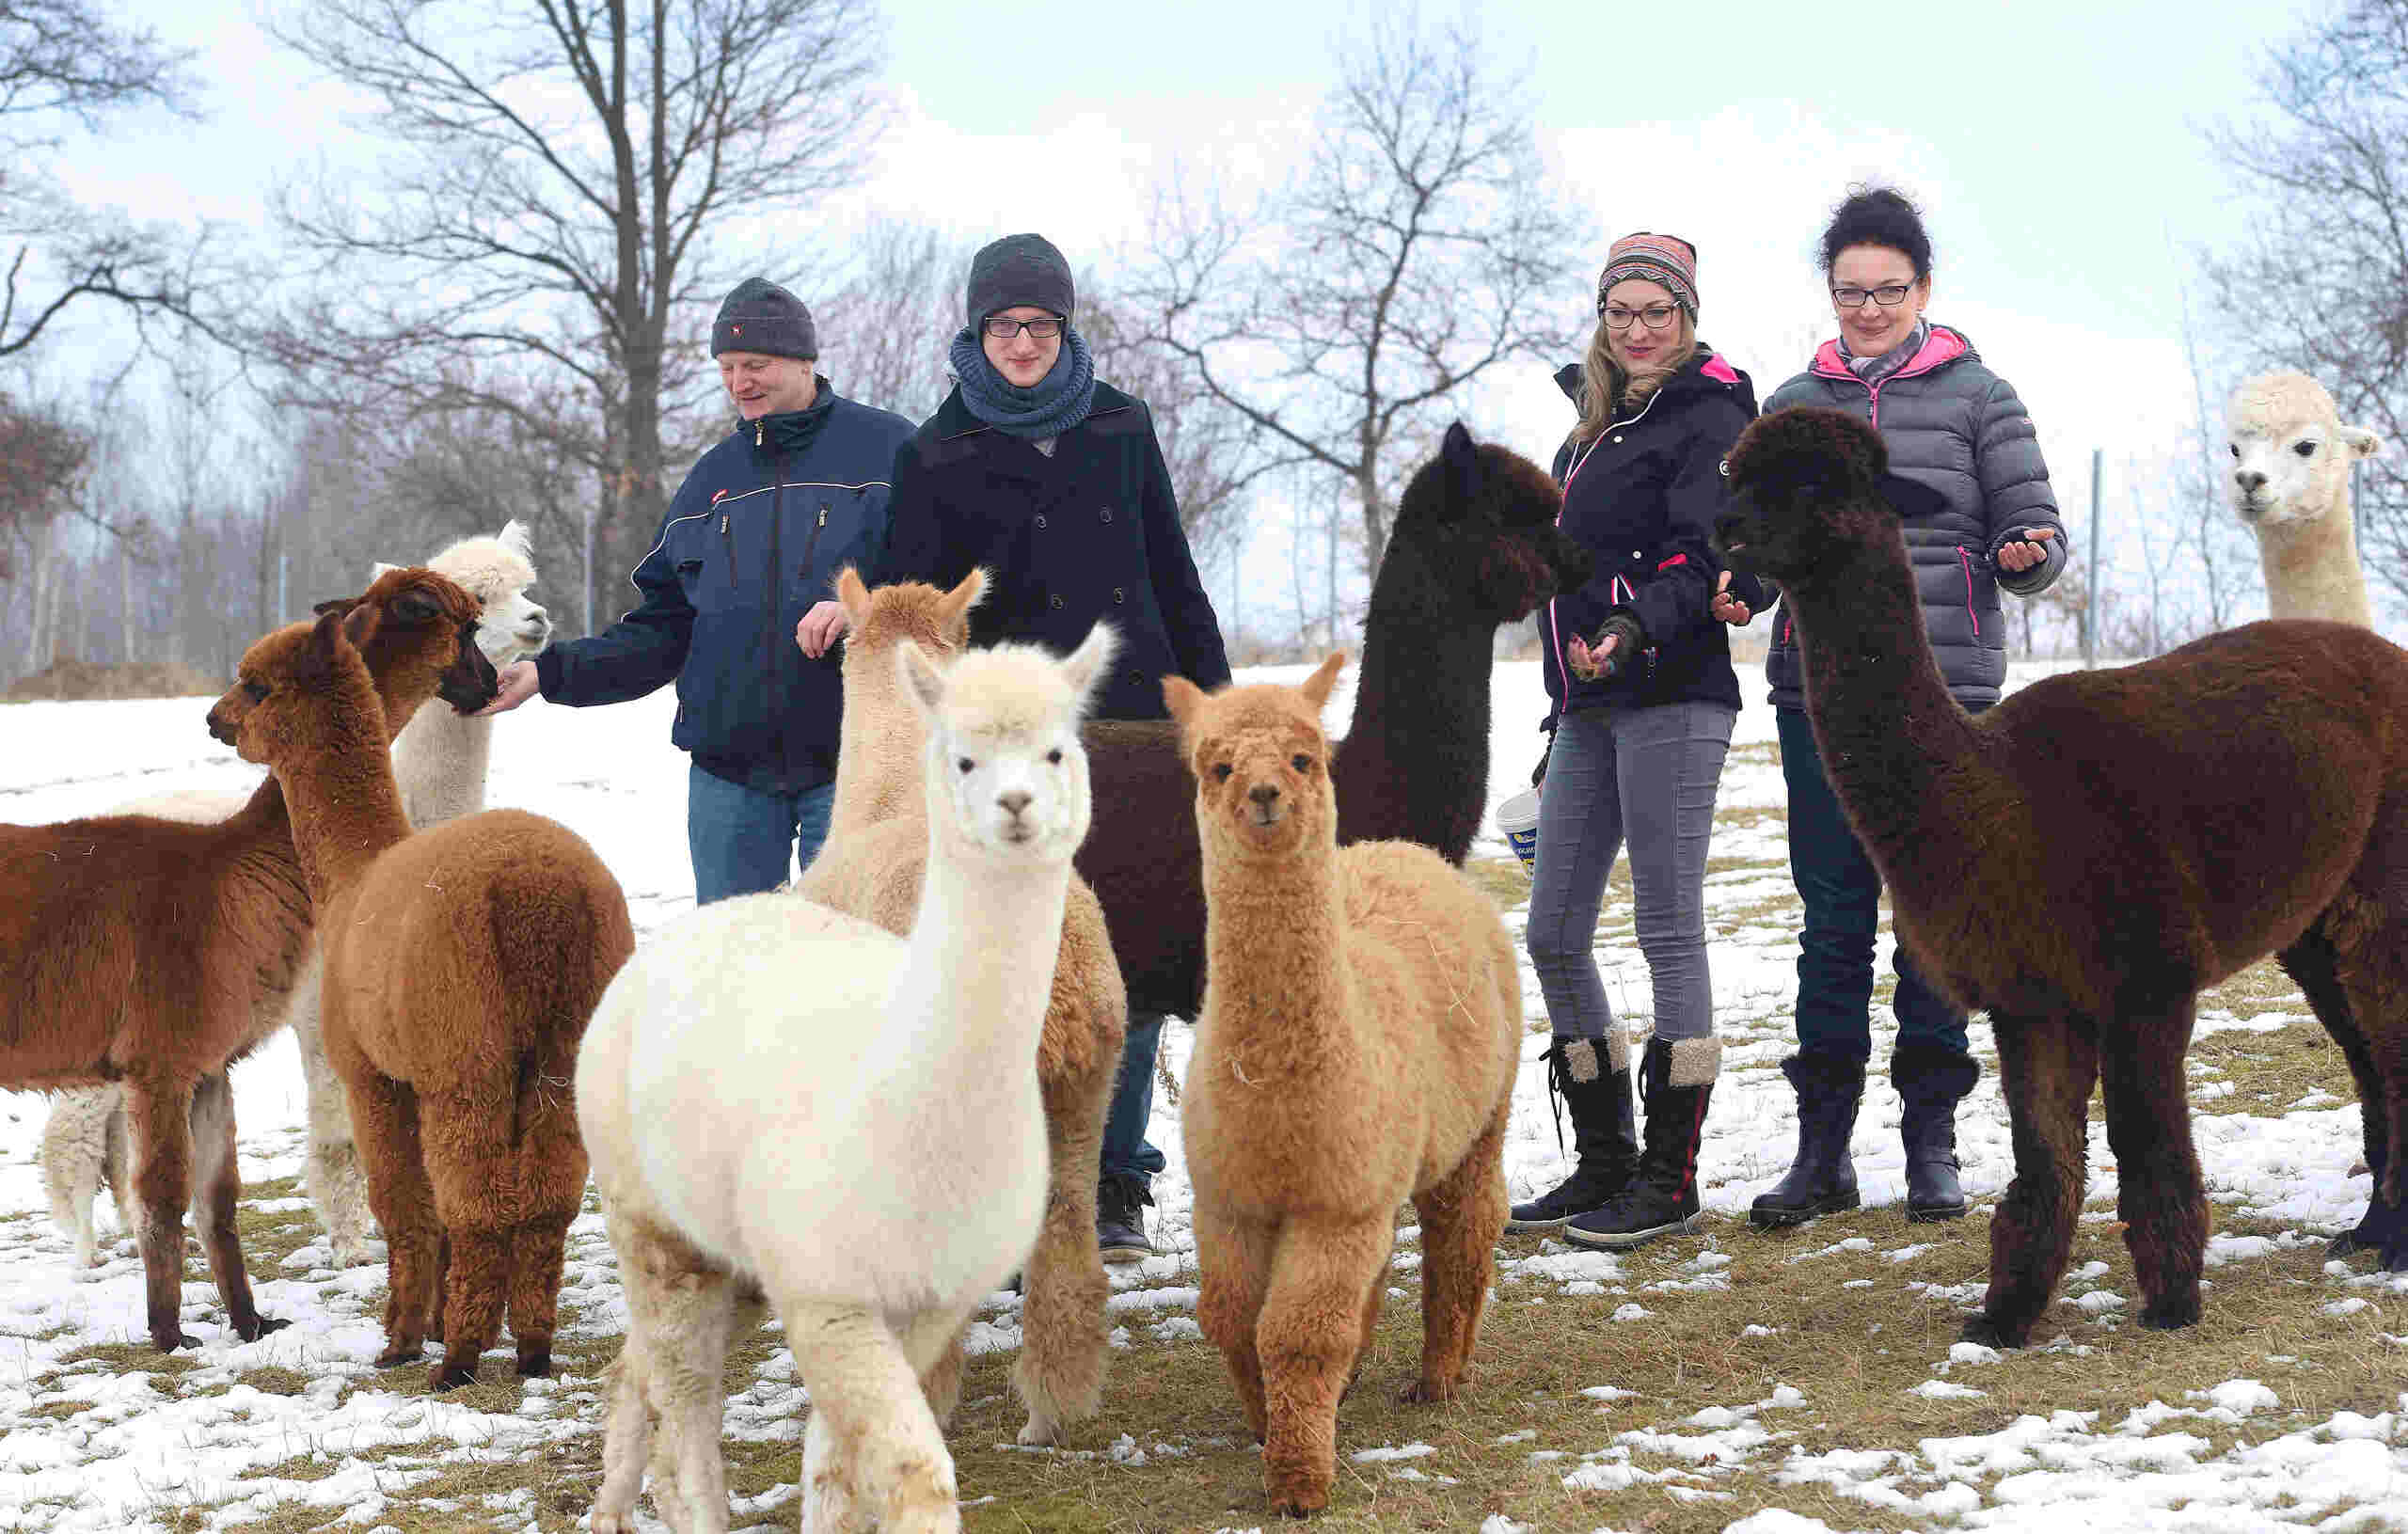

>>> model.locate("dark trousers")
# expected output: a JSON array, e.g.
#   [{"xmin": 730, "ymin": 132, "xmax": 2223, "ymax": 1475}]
[
  {"xmin": 1776, "ymin": 706, "xmax": 1969, "ymax": 1061},
  {"xmin": 687, "ymin": 762, "xmax": 836, "ymax": 906},
  {"xmin": 1101, "ymin": 1010, "xmax": 1168, "ymax": 1187}
]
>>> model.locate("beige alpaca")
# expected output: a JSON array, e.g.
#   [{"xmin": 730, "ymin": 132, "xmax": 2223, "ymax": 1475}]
[
  {"xmin": 1168, "ymin": 655, "xmax": 1520, "ymax": 1518},
  {"xmin": 42, "ymin": 524, "xmax": 550, "ymax": 1271},
  {"xmin": 793, "ymin": 567, "xmax": 1125, "ymax": 1448},
  {"xmin": 2226, "ymin": 370, "xmax": 2383, "ymax": 627}
]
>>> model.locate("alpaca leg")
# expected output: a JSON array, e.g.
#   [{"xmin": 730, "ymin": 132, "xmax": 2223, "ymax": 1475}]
[
  {"xmin": 1967, "ymin": 1014, "xmax": 2097, "ymax": 1350},
  {"xmin": 2096, "ymin": 1004, "xmax": 2207, "ymax": 1330},
  {"xmin": 189, "ymin": 1070, "xmax": 284, "ymax": 1342},
  {"xmin": 1256, "ymin": 1221, "xmax": 1390, "ymax": 1516},
  {"xmin": 593, "ymin": 1332, "xmax": 659, "ymax": 1534},
  {"xmin": 613, "ymin": 1217, "xmax": 743, "ymax": 1534},
  {"xmin": 503, "ymin": 1044, "xmax": 590, "ymax": 1378},
  {"xmin": 120, "ymin": 1076, "xmax": 198, "ymax": 1352},
  {"xmin": 1195, "ymin": 1206, "xmax": 1274, "ymax": 1443},
  {"xmin": 43, "ymin": 1086, "xmax": 117, "ymax": 1270},
  {"xmin": 345, "ymin": 1073, "xmax": 439, "ymax": 1368},
  {"xmin": 1407, "ymin": 1109, "xmax": 1510, "ymax": 1402},
  {"xmin": 420, "ymin": 1087, "xmax": 516, "ymax": 1390},
  {"xmin": 1014, "ymin": 1050, "xmax": 1115, "ymax": 1445},
  {"xmin": 2287, "ymin": 928, "xmax": 2394, "ymax": 1257},
  {"xmin": 2331, "ymin": 906, "xmax": 2408, "ymax": 1269},
  {"xmin": 293, "ymin": 980, "xmax": 377, "ymax": 1267},
  {"xmin": 923, "ymin": 1331, "xmax": 966, "ymax": 1431},
  {"xmin": 782, "ymin": 1297, "xmax": 960, "ymax": 1534}
]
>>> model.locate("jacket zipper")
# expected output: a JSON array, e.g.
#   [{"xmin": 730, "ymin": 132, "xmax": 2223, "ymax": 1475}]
[{"xmin": 799, "ymin": 503, "xmax": 830, "ymax": 588}]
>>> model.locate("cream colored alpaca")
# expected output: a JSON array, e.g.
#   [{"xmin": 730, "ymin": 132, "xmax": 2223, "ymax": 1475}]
[
  {"xmin": 2227, "ymin": 370, "xmax": 2383, "ymax": 627},
  {"xmin": 1168, "ymin": 655, "xmax": 1520, "ymax": 1519},
  {"xmin": 583, "ymin": 626, "xmax": 1113, "ymax": 1534},
  {"xmin": 41, "ymin": 523, "xmax": 550, "ymax": 1271},
  {"xmin": 794, "ymin": 567, "xmax": 1124, "ymax": 1449}
]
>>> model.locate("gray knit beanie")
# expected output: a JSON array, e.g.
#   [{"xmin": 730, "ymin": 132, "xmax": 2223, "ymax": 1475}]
[
  {"xmin": 711, "ymin": 277, "xmax": 817, "ymax": 360},
  {"xmin": 965, "ymin": 233, "xmax": 1075, "ymax": 326}
]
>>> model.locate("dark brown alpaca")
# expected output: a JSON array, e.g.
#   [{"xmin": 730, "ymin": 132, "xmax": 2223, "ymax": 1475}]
[
  {"xmin": 0, "ymin": 567, "xmax": 497, "ymax": 1353},
  {"xmin": 1717, "ymin": 405, "xmax": 2408, "ymax": 1348},
  {"xmin": 1079, "ymin": 422, "xmax": 1587, "ymax": 1016},
  {"xmin": 214, "ymin": 597, "xmax": 633, "ymax": 1389}
]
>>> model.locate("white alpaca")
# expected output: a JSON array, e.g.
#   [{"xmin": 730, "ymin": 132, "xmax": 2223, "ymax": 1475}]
[
  {"xmin": 40, "ymin": 522, "xmax": 550, "ymax": 1270},
  {"xmin": 582, "ymin": 625, "xmax": 1112, "ymax": 1534},
  {"xmin": 2226, "ymin": 370, "xmax": 2383, "ymax": 627}
]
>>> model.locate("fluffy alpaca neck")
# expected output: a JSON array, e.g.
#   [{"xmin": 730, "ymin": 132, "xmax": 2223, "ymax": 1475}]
[
  {"xmin": 1334, "ymin": 546, "xmax": 1493, "ymax": 862},
  {"xmin": 1785, "ymin": 520, "xmax": 1992, "ymax": 873},
  {"xmin": 1199, "ymin": 829, "xmax": 1352, "ymax": 1069},
  {"xmin": 279, "ymin": 683, "xmax": 420, "ymax": 909},
  {"xmin": 824, "ymin": 685, "xmax": 927, "ymax": 842},
  {"xmin": 888, "ymin": 812, "xmax": 1075, "ymax": 1089},
  {"xmin": 389, "ymin": 700, "xmax": 493, "ymax": 829},
  {"xmin": 2259, "ymin": 510, "xmax": 2374, "ymax": 627}
]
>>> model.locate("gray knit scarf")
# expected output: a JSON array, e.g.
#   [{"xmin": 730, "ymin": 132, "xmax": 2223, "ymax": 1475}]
[
  {"xmin": 950, "ymin": 324, "xmax": 1099, "ymax": 440},
  {"xmin": 1838, "ymin": 318, "xmax": 1930, "ymax": 385}
]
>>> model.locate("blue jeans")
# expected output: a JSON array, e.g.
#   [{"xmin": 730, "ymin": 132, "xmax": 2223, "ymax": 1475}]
[
  {"xmin": 1101, "ymin": 1010, "xmax": 1168, "ymax": 1188},
  {"xmin": 1526, "ymin": 701, "xmax": 1735, "ymax": 1049},
  {"xmin": 1776, "ymin": 706, "xmax": 1969, "ymax": 1060},
  {"xmin": 687, "ymin": 763, "xmax": 835, "ymax": 906}
]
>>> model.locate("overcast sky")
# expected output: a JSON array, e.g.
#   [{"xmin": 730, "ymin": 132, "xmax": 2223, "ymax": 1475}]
[{"xmin": 52, "ymin": 0, "xmax": 2334, "ymax": 624}]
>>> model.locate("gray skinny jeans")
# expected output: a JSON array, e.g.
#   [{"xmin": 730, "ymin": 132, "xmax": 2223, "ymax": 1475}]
[{"xmin": 1525, "ymin": 700, "xmax": 1736, "ymax": 1053}]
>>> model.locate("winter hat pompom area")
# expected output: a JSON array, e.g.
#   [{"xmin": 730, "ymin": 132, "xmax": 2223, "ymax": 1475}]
[
  {"xmin": 1594, "ymin": 231, "xmax": 1700, "ymax": 320},
  {"xmin": 965, "ymin": 233, "xmax": 1076, "ymax": 326},
  {"xmin": 711, "ymin": 277, "xmax": 817, "ymax": 360}
]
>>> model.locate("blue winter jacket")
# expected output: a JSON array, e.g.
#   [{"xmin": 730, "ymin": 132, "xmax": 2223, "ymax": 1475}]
[{"xmin": 533, "ymin": 387, "xmax": 917, "ymax": 794}]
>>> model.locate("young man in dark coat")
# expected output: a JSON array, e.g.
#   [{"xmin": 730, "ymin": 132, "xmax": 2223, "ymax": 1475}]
[
  {"xmin": 873, "ymin": 232, "xmax": 1232, "ymax": 1265},
  {"xmin": 483, "ymin": 277, "xmax": 916, "ymax": 904}
]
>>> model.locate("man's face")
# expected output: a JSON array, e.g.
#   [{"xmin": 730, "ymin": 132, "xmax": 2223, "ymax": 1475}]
[{"xmin": 718, "ymin": 352, "xmax": 817, "ymax": 419}]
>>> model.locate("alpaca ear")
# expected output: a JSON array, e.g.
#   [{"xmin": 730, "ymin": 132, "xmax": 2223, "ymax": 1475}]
[
  {"xmin": 1162, "ymin": 674, "xmax": 1206, "ymax": 731},
  {"xmin": 369, "ymin": 561, "xmax": 403, "ymax": 580},
  {"xmin": 896, "ymin": 638, "xmax": 947, "ymax": 721},
  {"xmin": 2343, "ymin": 424, "xmax": 2384, "ymax": 460},
  {"xmin": 497, "ymin": 520, "xmax": 534, "ymax": 559},
  {"xmin": 310, "ymin": 607, "xmax": 356, "ymax": 662},
  {"xmin": 1441, "ymin": 421, "xmax": 1481, "ymax": 512},
  {"xmin": 1300, "ymin": 651, "xmax": 1347, "ymax": 710},
  {"xmin": 1057, "ymin": 622, "xmax": 1117, "ymax": 711},
  {"xmin": 311, "ymin": 595, "xmax": 360, "ymax": 619},
  {"xmin": 834, "ymin": 566, "xmax": 872, "ymax": 624},
  {"xmin": 937, "ymin": 567, "xmax": 989, "ymax": 642},
  {"xmin": 341, "ymin": 594, "xmax": 384, "ymax": 650}
]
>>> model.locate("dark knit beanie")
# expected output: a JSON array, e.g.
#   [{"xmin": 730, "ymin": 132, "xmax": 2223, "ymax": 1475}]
[
  {"xmin": 965, "ymin": 233, "xmax": 1075, "ymax": 326},
  {"xmin": 711, "ymin": 277, "xmax": 817, "ymax": 360},
  {"xmin": 1594, "ymin": 231, "xmax": 1700, "ymax": 319}
]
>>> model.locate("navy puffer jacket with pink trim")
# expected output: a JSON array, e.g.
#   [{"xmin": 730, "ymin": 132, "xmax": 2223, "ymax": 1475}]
[
  {"xmin": 1540, "ymin": 347, "xmax": 1767, "ymax": 727},
  {"xmin": 1761, "ymin": 324, "xmax": 2066, "ymax": 711}
]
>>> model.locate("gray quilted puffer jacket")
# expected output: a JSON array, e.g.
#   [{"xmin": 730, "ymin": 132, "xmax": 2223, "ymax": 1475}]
[{"xmin": 1762, "ymin": 324, "xmax": 2067, "ymax": 711}]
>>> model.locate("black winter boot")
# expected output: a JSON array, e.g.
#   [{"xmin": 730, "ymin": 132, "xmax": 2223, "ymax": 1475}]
[
  {"xmin": 1505, "ymin": 1039, "xmax": 1638, "ymax": 1233},
  {"xmin": 1564, "ymin": 1036, "xmax": 1716, "ymax": 1251},
  {"xmin": 1893, "ymin": 1045, "xmax": 1980, "ymax": 1222},
  {"xmin": 1097, "ymin": 1173, "xmax": 1155, "ymax": 1264},
  {"xmin": 1751, "ymin": 1052, "xmax": 1865, "ymax": 1228}
]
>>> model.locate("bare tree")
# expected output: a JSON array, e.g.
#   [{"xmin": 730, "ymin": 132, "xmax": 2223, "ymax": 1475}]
[
  {"xmin": 1130, "ymin": 14, "xmax": 1589, "ymax": 577},
  {"xmin": 811, "ymin": 217, "xmax": 966, "ymax": 423},
  {"xmin": 2200, "ymin": 0, "xmax": 2408, "ymax": 606},
  {"xmin": 1083, "ymin": 279, "xmax": 1256, "ymax": 574},
  {"xmin": 261, "ymin": 0, "xmax": 890, "ymax": 612}
]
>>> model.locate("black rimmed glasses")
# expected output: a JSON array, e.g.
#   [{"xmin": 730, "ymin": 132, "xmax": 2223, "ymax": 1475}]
[
  {"xmin": 1830, "ymin": 282, "xmax": 1917, "ymax": 308},
  {"xmin": 1602, "ymin": 302, "xmax": 1680, "ymax": 331},
  {"xmin": 982, "ymin": 315, "xmax": 1066, "ymax": 340}
]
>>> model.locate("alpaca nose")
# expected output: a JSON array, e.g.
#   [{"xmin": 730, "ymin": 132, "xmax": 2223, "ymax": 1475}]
[
  {"xmin": 206, "ymin": 707, "xmax": 233, "ymax": 746},
  {"xmin": 1247, "ymin": 784, "xmax": 1279, "ymax": 811},
  {"xmin": 997, "ymin": 789, "xmax": 1032, "ymax": 818},
  {"xmin": 2235, "ymin": 469, "xmax": 2266, "ymax": 493}
]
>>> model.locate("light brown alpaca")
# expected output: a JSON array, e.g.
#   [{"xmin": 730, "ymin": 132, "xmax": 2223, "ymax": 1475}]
[
  {"xmin": 213, "ymin": 597, "xmax": 634, "ymax": 1389},
  {"xmin": 1167, "ymin": 655, "xmax": 1519, "ymax": 1518},
  {"xmin": 0, "ymin": 566, "xmax": 499, "ymax": 1352},
  {"xmin": 793, "ymin": 566, "xmax": 1124, "ymax": 1447}
]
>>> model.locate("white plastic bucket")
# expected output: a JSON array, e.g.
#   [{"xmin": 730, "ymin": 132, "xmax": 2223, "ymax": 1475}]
[{"xmin": 1496, "ymin": 788, "xmax": 1541, "ymax": 875}]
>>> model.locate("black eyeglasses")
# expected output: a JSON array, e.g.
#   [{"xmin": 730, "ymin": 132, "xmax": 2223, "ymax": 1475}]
[
  {"xmin": 1830, "ymin": 283, "xmax": 1916, "ymax": 308},
  {"xmin": 1602, "ymin": 303, "xmax": 1680, "ymax": 331},
  {"xmin": 982, "ymin": 315, "xmax": 1065, "ymax": 340}
]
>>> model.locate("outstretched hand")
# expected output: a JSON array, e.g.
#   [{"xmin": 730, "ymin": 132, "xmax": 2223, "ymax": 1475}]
[
  {"xmin": 477, "ymin": 661, "xmax": 540, "ymax": 717},
  {"xmin": 1710, "ymin": 569, "xmax": 1753, "ymax": 626},
  {"xmin": 1566, "ymin": 631, "xmax": 1618, "ymax": 682},
  {"xmin": 1995, "ymin": 526, "xmax": 2057, "ymax": 574}
]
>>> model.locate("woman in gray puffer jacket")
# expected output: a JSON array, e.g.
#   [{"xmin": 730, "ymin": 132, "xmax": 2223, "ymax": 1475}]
[{"xmin": 1743, "ymin": 187, "xmax": 2068, "ymax": 1234}]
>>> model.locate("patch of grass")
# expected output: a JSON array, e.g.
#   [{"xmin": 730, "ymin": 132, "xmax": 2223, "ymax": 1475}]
[
  {"xmin": 238, "ymin": 1366, "xmax": 314, "ymax": 1397},
  {"xmin": 230, "ymin": 1176, "xmax": 325, "ymax": 1273},
  {"xmin": 1458, "ymin": 855, "xmax": 1530, "ymax": 911}
]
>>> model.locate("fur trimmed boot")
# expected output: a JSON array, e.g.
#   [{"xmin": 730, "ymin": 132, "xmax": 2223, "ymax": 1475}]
[
  {"xmin": 1505, "ymin": 1037, "xmax": 1638, "ymax": 1233},
  {"xmin": 1563, "ymin": 1036, "xmax": 1716, "ymax": 1250},
  {"xmin": 1893, "ymin": 1045, "xmax": 1980, "ymax": 1222},
  {"xmin": 1750, "ymin": 1052, "xmax": 1866, "ymax": 1228}
]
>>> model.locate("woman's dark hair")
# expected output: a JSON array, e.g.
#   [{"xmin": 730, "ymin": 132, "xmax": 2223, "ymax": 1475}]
[{"xmin": 1817, "ymin": 185, "xmax": 1932, "ymax": 278}]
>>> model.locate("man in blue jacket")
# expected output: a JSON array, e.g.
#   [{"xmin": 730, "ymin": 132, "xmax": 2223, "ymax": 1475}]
[{"xmin": 483, "ymin": 277, "xmax": 916, "ymax": 902}]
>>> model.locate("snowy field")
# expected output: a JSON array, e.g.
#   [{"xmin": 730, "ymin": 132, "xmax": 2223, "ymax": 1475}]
[{"xmin": 0, "ymin": 659, "xmax": 2403, "ymax": 1531}]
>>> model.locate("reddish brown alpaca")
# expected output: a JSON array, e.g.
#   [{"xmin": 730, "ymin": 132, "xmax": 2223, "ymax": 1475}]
[
  {"xmin": 0, "ymin": 566, "xmax": 496, "ymax": 1353},
  {"xmin": 1718, "ymin": 406, "xmax": 2408, "ymax": 1348},
  {"xmin": 214, "ymin": 600, "xmax": 634, "ymax": 1388},
  {"xmin": 1169, "ymin": 656, "xmax": 1519, "ymax": 1517}
]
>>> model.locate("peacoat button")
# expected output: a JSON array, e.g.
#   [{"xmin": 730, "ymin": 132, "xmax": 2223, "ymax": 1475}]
[
  {"xmin": 1100, "ymin": 506, "xmax": 1114, "ymax": 522},
  {"xmin": 1127, "ymin": 669, "xmax": 1144, "ymax": 688},
  {"xmin": 1035, "ymin": 514, "xmax": 1048, "ymax": 529},
  {"xmin": 1050, "ymin": 593, "xmax": 1064, "ymax": 610},
  {"xmin": 1113, "ymin": 587, "xmax": 1125, "ymax": 604}
]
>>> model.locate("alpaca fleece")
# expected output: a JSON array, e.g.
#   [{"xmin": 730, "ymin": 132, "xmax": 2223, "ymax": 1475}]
[
  {"xmin": 1171, "ymin": 656, "xmax": 1520, "ymax": 1518},
  {"xmin": 2226, "ymin": 369, "xmax": 2382, "ymax": 627},
  {"xmin": 1719, "ymin": 404, "xmax": 2408, "ymax": 1349}
]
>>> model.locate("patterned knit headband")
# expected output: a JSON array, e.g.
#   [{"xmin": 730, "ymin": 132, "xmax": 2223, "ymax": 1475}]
[{"xmin": 1595, "ymin": 231, "xmax": 1700, "ymax": 319}]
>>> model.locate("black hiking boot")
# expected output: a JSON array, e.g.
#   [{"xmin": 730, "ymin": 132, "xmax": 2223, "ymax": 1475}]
[
  {"xmin": 1564, "ymin": 1036, "xmax": 1718, "ymax": 1251},
  {"xmin": 1506, "ymin": 1039, "xmax": 1638, "ymax": 1233},
  {"xmin": 1893, "ymin": 1045, "xmax": 1980, "ymax": 1222},
  {"xmin": 1098, "ymin": 1172, "xmax": 1155, "ymax": 1265},
  {"xmin": 1751, "ymin": 1052, "xmax": 1866, "ymax": 1228}
]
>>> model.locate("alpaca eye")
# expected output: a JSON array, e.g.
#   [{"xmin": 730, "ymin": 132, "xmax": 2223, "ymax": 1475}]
[
  {"xmin": 243, "ymin": 681, "xmax": 268, "ymax": 702},
  {"xmin": 1291, "ymin": 753, "xmax": 1312, "ymax": 772},
  {"xmin": 1046, "ymin": 748, "xmax": 1063, "ymax": 765},
  {"xmin": 1212, "ymin": 763, "xmax": 1232, "ymax": 782},
  {"xmin": 2228, "ymin": 443, "xmax": 2240, "ymax": 459},
  {"xmin": 2294, "ymin": 440, "xmax": 2317, "ymax": 457},
  {"xmin": 957, "ymin": 757, "xmax": 975, "ymax": 775}
]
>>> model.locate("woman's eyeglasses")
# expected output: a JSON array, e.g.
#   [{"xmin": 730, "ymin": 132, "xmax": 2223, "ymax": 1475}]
[
  {"xmin": 982, "ymin": 316, "xmax": 1066, "ymax": 339},
  {"xmin": 1830, "ymin": 283, "xmax": 1916, "ymax": 308},
  {"xmin": 1602, "ymin": 303, "xmax": 1679, "ymax": 331}
]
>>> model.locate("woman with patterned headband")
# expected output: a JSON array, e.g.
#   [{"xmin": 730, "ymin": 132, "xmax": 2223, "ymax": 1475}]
[{"xmin": 1506, "ymin": 231, "xmax": 1767, "ymax": 1253}]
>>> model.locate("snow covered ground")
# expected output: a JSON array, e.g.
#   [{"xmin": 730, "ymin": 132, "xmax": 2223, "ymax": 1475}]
[{"xmin": 0, "ymin": 659, "xmax": 2401, "ymax": 1532}]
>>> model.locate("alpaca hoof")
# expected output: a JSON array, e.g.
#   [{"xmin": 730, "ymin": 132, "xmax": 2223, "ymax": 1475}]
[
  {"xmin": 151, "ymin": 1328, "xmax": 197, "ymax": 1353},
  {"xmin": 429, "ymin": 1357, "xmax": 479, "ymax": 1391},
  {"xmin": 374, "ymin": 1341, "xmax": 425, "ymax": 1368},
  {"xmin": 235, "ymin": 1314, "xmax": 293, "ymax": 1342},
  {"xmin": 1400, "ymin": 1377, "xmax": 1459, "ymax": 1405},
  {"xmin": 1958, "ymin": 1315, "xmax": 2024, "ymax": 1350},
  {"xmin": 2137, "ymin": 1300, "xmax": 2200, "ymax": 1332},
  {"xmin": 516, "ymin": 1345, "xmax": 552, "ymax": 1379},
  {"xmin": 1270, "ymin": 1493, "xmax": 1326, "ymax": 1520},
  {"xmin": 1015, "ymin": 1415, "xmax": 1061, "ymax": 1447}
]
